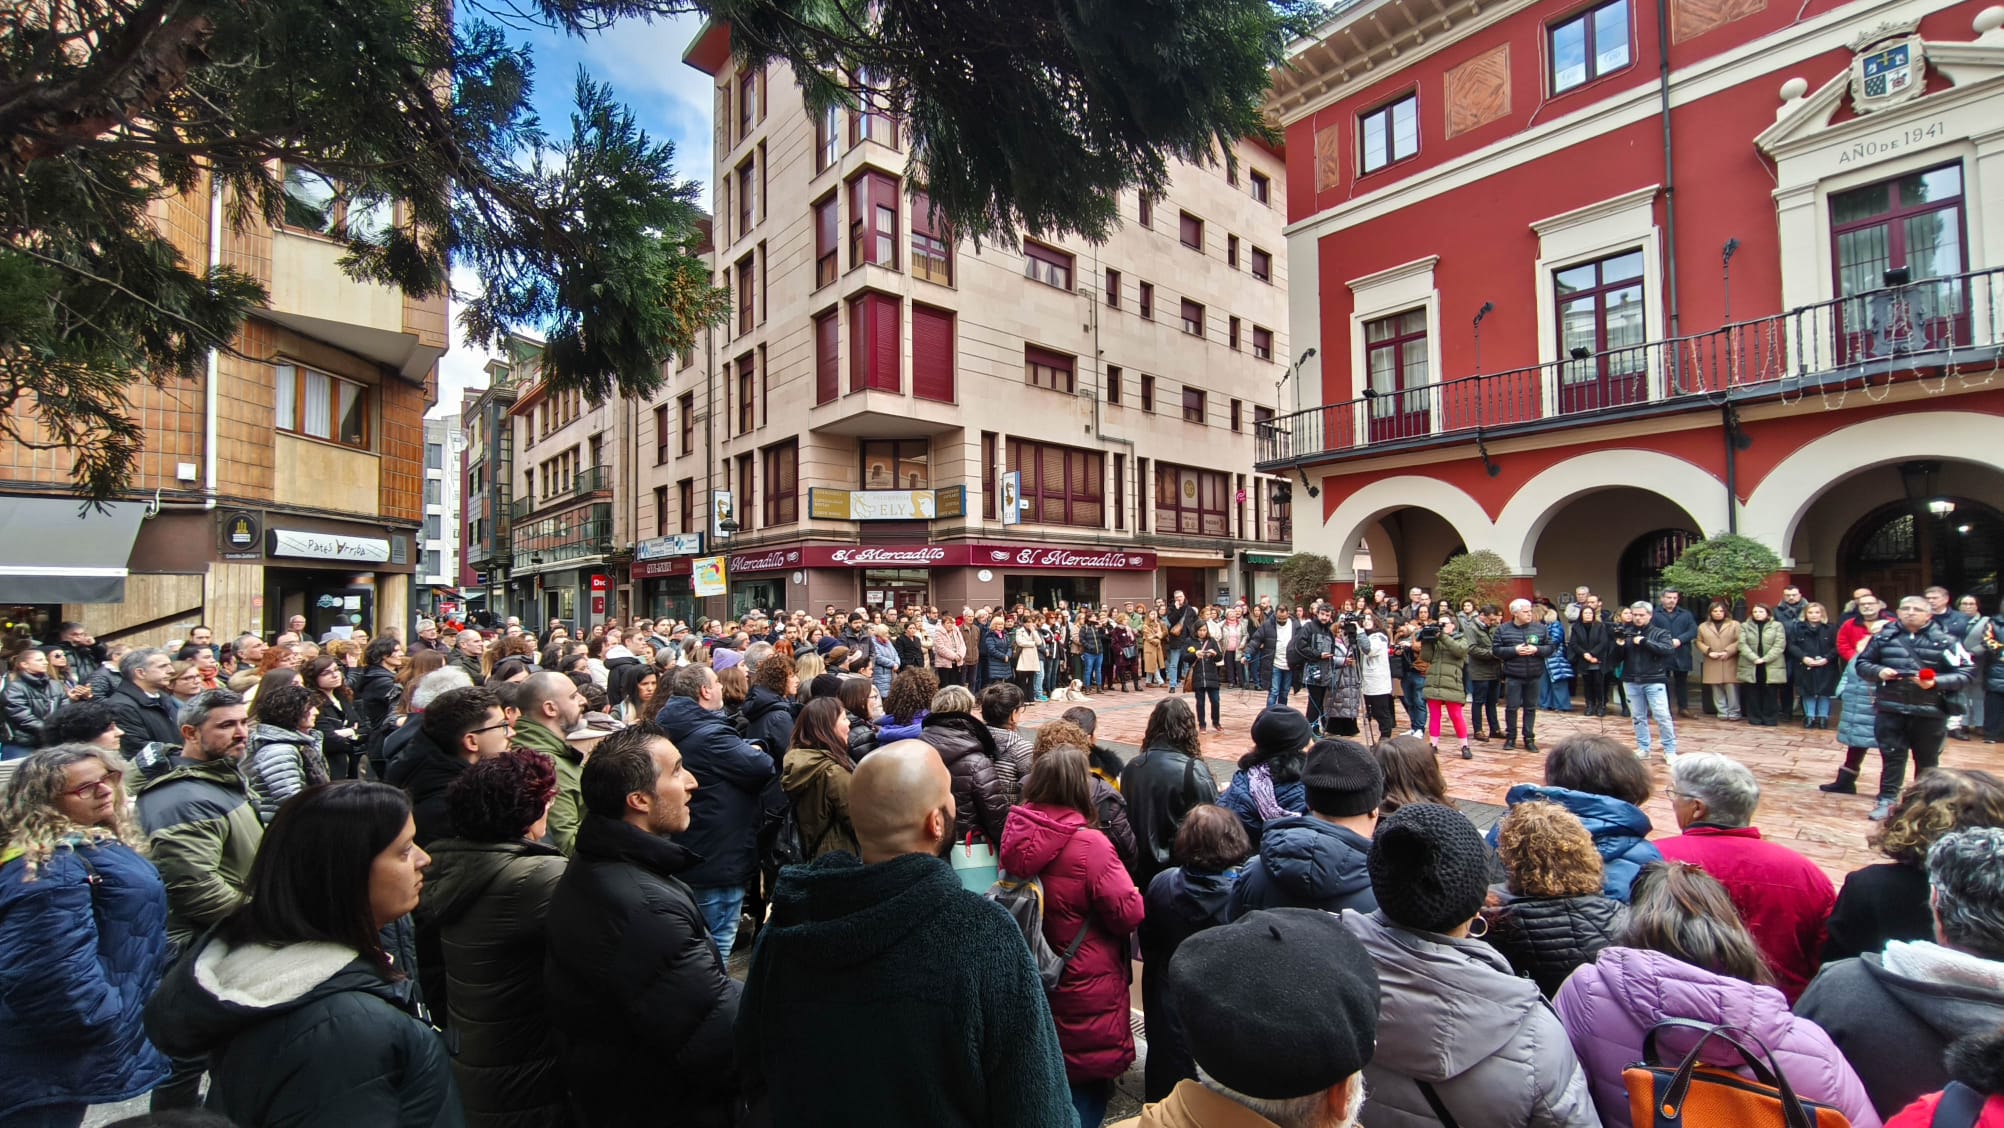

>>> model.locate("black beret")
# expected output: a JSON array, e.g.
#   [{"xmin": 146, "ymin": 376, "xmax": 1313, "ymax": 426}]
[
  {"xmin": 1368, "ymin": 802, "xmax": 1490, "ymax": 933},
  {"xmin": 1301, "ymin": 738, "xmax": 1384, "ymax": 817},
  {"xmin": 1169, "ymin": 908, "xmax": 1380, "ymax": 1099},
  {"xmin": 1250, "ymin": 706, "xmax": 1313, "ymax": 757}
]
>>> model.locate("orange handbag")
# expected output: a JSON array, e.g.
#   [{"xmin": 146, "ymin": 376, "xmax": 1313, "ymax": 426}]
[{"xmin": 1624, "ymin": 1020, "xmax": 1851, "ymax": 1128}]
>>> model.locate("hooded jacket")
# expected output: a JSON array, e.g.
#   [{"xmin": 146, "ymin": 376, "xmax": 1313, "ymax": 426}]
[
  {"xmin": 1796, "ymin": 943, "xmax": 2004, "ymax": 1120},
  {"xmin": 144, "ymin": 934, "xmax": 461, "ymax": 1128},
  {"xmin": 1340, "ymin": 909, "xmax": 1598, "ymax": 1128},
  {"xmin": 781, "ymin": 745, "xmax": 860, "ymax": 861},
  {"xmin": 508, "ymin": 722, "xmax": 584, "ymax": 858},
  {"xmin": 1656, "ymin": 825, "xmax": 1835, "ymax": 1002},
  {"xmin": 734, "ymin": 851, "xmax": 1073, "ymax": 1127},
  {"xmin": 1138, "ymin": 867, "xmax": 1237, "ymax": 1101},
  {"xmin": 1, "ymin": 671, "xmax": 65, "ymax": 746},
  {"xmin": 1122, "ymin": 744, "xmax": 1219, "ymax": 889},
  {"xmin": 1490, "ymin": 784, "xmax": 1661, "ymax": 902},
  {"xmin": 741, "ymin": 686, "xmax": 797, "ymax": 758},
  {"xmin": 415, "ymin": 838, "xmax": 568, "ymax": 1128},
  {"xmin": 545, "ymin": 814, "xmax": 741, "ymax": 1128},
  {"xmin": 1883, "ymin": 1026, "xmax": 2004, "ymax": 1128},
  {"xmin": 135, "ymin": 753, "xmax": 263, "ymax": 947},
  {"xmin": 997, "ymin": 802, "xmax": 1147, "ymax": 1083},
  {"xmin": 1217, "ymin": 763, "xmax": 1305, "ymax": 843},
  {"xmin": 0, "ymin": 839, "xmax": 171, "ymax": 1121},
  {"xmin": 1554, "ymin": 946, "xmax": 1880, "ymax": 1128},
  {"xmin": 243, "ymin": 723, "xmax": 329, "ymax": 823},
  {"xmin": 1483, "ymin": 893, "xmax": 1627, "ymax": 999},
  {"xmin": 385, "ymin": 727, "xmax": 469, "ymax": 849},
  {"xmin": 655, "ymin": 694, "xmax": 779, "ymax": 888},
  {"xmin": 919, "ymin": 711, "xmax": 1010, "ymax": 846},
  {"xmin": 1227, "ymin": 815, "xmax": 1376, "ymax": 919}
]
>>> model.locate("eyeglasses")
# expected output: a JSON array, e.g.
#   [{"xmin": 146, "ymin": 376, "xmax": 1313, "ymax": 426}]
[
  {"xmin": 63, "ymin": 771, "xmax": 122, "ymax": 799},
  {"xmin": 467, "ymin": 720, "xmax": 514, "ymax": 737}
]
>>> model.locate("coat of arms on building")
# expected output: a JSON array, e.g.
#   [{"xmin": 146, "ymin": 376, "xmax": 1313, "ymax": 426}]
[{"xmin": 1849, "ymin": 21, "xmax": 1927, "ymax": 113}]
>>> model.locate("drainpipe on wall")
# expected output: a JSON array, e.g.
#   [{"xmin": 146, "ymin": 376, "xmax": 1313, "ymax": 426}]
[
  {"xmin": 1658, "ymin": 0, "xmax": 1683, "ymax": 344},
  {"xmin": 204, "ymin": 175, "xmax": 223, "ymax": 510}
]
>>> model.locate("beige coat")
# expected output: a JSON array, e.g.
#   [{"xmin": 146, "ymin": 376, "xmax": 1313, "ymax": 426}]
[
  {"xmin": 1142, "ymin": 622, "xmax": 1166, "ymax": 675},
  {"xmin": 1698, "ymin": 619, "xmax": 1742, "ymax": 685}
]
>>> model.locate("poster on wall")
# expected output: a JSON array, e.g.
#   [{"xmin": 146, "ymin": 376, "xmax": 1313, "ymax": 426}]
[
  {"xmin": 711, "ymin": 491, "xmax": 736, "ymax": 540},
  {"xmin": 1000, "ymin": 471, "xmax": 1022, "ymax": 526},
  {"xmin": 691, "ymin": 556, "xmax": 728, "ymax": 597}
]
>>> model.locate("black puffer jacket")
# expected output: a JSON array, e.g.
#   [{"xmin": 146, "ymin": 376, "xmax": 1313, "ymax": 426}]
[
  {"xmin": 1489, "ymin": 620, "xmax": 1554, "ymax": 679},
  {"xmin": 545, "ymin": 815, "xmax": 741, "ymax": 1128},
  {"xmin": 416, "ymin": 838, "xmax": 568, "ymax": 1128},
  {"xmin": 1855, "ymin": 621, "xmax": 1973, "ymax": 717},
  {"xmin": 385, "ymin": 728, "xmax": 469, "ymax": 850},
  {"xmin": 918, "ymin": 711, "xmax": 1009, "ymax": 846},
  {"xmin": 741, "ymin": 686, "xmax": 797, "ymax": 757},
  {"xmin": 1, "ymin": 671, "xmax": 65, "ymax": 746},
  {"xmin": 144, "ymin": 932, "xmax": 461, "ymax": 1128},
  {"xmin": 1482, "ymin": 893, "xmax": 1628, "ymax": 998}
]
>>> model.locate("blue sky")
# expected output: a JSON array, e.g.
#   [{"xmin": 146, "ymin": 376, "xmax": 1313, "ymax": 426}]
[{"xmin": 432, "ymin": 10, "xmax": 716, "ymax": 416}]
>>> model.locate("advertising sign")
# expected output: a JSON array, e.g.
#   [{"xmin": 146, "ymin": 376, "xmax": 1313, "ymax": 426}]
[
  {"xmin": 809, "ymin": 487, "xmax": 964, "ymax": 521},
  {"xmin": 711, "ymin": 491, "xmax": 736, "ymax": 540},
  {"xmin": 635, "ymin": 533, "xmax": 703, "ymax": 560},
  {"xmin": 691, "ymin": 556, "xmax": 728, "ymax": 596},
  {"xmin": 1000, "ymin": 471, "xmax": 1022, "ymax": 526}
]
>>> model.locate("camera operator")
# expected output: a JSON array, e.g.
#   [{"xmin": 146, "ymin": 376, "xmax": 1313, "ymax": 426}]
[{"xmin": 1616, "ymin": 602, "xmax": 1679, "ymax": 763}]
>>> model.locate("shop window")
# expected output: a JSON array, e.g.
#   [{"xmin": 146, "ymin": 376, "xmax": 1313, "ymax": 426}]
[
  {"xmin": 862, "ymin": 439, "xmax": 930, "ymax": 489},
  {"xmin": 1550, "ymin": 0, "xmax": 1631, "ymax": 94},
  {"xmin": 763, "ymin": 440, "xmax": 798, "ymax": 525},
  {"xmin": 911, "ymin": 192, "xmax": 952, "ymax": 285},
  {"xmin": 1008, "ymin": 438, "xmax": 1104, "ymax": 527},
  {"xmin": 1024, "ymin": 241, "xmax": 1073, "ymax": 290},
  {"xmin": 1155, "ymin": 463, "xmax": 1230, "ymax": 536},
  {"xmin": 1026, "ymin": 345, "xmax": 1076, "ymax": 394},
  {"xmin": 1359, "ymin": 93, "xmax": 1418, "ymax": 174},
  {"xmin": 275, "ymin": 363, "xmax": 371, "ymax": 450}
]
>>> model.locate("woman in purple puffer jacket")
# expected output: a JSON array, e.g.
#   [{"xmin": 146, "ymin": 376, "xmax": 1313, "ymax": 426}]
[{"xmin": 1554, "ymin": 862, "xmax": 1880, "ymax": 1128}]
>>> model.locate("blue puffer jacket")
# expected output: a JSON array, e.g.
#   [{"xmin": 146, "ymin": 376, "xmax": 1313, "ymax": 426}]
[
  {"xmin": 1216, "ymin": 765, "xmax": 1306, "ymax": 843},
  {"xmin": 654, "ymin": 695, "xmax": 781, "ymax": 889},
  {"xmin": 1835, "ymin": 657, "xmax": 1880, "ymax": 750},
  {"xmin": 1489, "ymin": 784, "xmax": 1661, "ymax": 902},
  {"xmin": 1545, "ymin": 622, "xmax": 1575, "ymax": 681},
  {"xmin": 0, "ymin": 838, "xmax": 171, "ymax": 1120},
  {"xmin": 1226, "ymin": 815, "xmax": 1377, "ymax": 920}
]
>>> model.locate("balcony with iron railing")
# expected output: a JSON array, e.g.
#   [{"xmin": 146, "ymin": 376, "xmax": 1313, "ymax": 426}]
[
  {"xmin": 510, "ymin": 464, "xmax": 611, "ymax": 522},
  {"xmin": 1256, "ymin": 267, "xmax": 2004, "ymax": 471},
  {"xmin": 511, "ymin": 502, "xmax": 614, "ymax": 571}
]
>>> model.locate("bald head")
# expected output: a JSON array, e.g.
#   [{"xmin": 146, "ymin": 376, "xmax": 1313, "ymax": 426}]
[
  {"xmin": 518, "ymin": 670, "xmax": 583, "ymax": 735},
  {"xmin": 850, "ymin": 739, "xmax": 955, "ymax": 864}
]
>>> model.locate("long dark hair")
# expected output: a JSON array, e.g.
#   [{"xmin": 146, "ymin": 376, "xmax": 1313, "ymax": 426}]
[
  {"xmin": 789, "ymin": 696, "xmax": 854, "ymax": 770},
  {"xmin": 1141, "ymin": 695, "xmax": 1200, "ymax": 758},
  {"xmin": 219, "ymin": 782, "xmax": 412, "ymax": 977},
  {"xmin": 301, "ymin": 655, "xmax": 352, "ymax": 706},
  {"xmin": 837, "ymin": 677, "xmax": 875, "ymax": 721}
]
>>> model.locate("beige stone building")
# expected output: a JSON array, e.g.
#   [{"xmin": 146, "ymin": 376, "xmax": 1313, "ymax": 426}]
[
  {"xmin": 632, "ymin": 24, "xmax": 1295, "ymax": 621},
  {"xmin": 0, "ymin": 172, "xmax": 442, "ymax": 645}
]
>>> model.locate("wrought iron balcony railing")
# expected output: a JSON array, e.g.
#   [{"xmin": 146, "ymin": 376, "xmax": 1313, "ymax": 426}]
[{"xmin": 1256, "ymin": 267, "xmax": 2004, "ymax": 469}]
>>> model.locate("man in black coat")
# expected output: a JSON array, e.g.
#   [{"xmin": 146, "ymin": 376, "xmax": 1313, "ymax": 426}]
[
  {"xmin": 385, "ymin": 686, "xmax": 511, "ymax": 847},
  {"xmin": 1651, "ymin": 589, "xmax": 1699, "ymax": 717},
  {"xmin": 1164, "ymin": 590, "xmax": 1200, "ymax": 690},
  {"xmin": 546, "ymin": 725, "xmax": 741, "ymax": 1128},
  {"xmin": 1488, "ymin": 600, "xmax": 1553, "ymax": 753},
  {"xmin": 1855, "ymin": 595, "xmax": 1975, "ymax": 820},
  {"xmin": 736, "ymin": 740, "xmax": 1072, "ymax": 1127},
  {"xmin": 105, "ymin": 647, "xmax": 183, "ymax": 760}
]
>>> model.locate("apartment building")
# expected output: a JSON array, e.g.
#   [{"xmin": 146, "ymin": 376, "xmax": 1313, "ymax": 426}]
[
  {"xmin": 634, "ymin": 23, "xmax": 1295, "ymax": 621},
  {"xmin": 1259, "ymin": 0, "xmax": 2004, "ymax": 608},
  {"xmin": 0, "ymin": 171, "xmax": 442, "ymax": 643},
  {"xmin": 420, "ymin": 414, "xmax": 463, "ymax": 615}
]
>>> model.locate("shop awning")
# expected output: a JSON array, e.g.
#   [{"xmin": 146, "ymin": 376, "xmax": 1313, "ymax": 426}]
[{"xmin": 0, "ymin": 499, "xmax": 147, "ymax": 604}]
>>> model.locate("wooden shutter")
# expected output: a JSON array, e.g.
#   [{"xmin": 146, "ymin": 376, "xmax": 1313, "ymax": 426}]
[
  {"xmin": 847, "ymin": 296, "xmax": 867, "ymax": 394},
  {"xmin": 815, "ymin": 311, "xmax": 838, "ymax": 404},
  {"xmin": 912, "ymin": 304, "xmax": 955, "ymax": 403}
]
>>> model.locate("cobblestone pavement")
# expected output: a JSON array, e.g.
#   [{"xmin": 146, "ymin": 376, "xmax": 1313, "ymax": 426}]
[{"xmin": 1023, "ymin": 681, "xmax": 2004, "ymax": 884}]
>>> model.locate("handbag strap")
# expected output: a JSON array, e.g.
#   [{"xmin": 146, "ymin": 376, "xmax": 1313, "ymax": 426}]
[
  {"xmin": 1415, "ymin": 1080, "xmax": 1460, "ymax": 1128},
  {"xmin": 1932, "ymin": 1082, "xmax": 1987, "ymax": 1128},
  {"xmin": 1647, "ymin": 1020, "xmax": 1814, "ymax": 1128}
]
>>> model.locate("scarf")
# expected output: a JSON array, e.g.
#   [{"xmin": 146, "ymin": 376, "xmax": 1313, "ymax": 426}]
[{"xmin": 1249, "ymin": 764, "xmax": 1298, "ymax": 823}]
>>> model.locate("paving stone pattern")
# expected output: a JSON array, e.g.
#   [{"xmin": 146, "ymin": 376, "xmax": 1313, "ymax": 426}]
[{"xmin": 1024, "ymin": 683, "xmax": 2004, "ymax": 884}]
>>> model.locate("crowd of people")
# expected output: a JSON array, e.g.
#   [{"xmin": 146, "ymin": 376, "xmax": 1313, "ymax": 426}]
[{"xmin": 0, "ymin": 595, "xmax": 2000, "ymax": 1128}]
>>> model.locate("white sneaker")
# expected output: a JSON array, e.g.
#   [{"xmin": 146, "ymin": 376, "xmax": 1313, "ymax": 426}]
[
  {"xmin": 1409, "ymin": 728, "xmax": 1423, "ymax": 739},
  {"xmin": 1635, "ymin": 749, "xmax": 1650, "ymax": 760},
  {"xmin": 1664, "ymin": 751, "xmax": 1680, "ymax": 768}
]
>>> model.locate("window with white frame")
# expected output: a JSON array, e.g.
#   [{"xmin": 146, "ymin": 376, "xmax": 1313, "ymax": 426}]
[{"xmin": 275, "ymin": 363, "xmax": 371, "ymax": 450}]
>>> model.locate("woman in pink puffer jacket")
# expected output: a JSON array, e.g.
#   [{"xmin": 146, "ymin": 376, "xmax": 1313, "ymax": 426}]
[{"xmin": 1553, "ymin": 863, "xmax": 1879, "ymax": 1128}]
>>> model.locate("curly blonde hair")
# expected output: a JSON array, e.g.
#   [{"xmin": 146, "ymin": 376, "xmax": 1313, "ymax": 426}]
[
  {"xmin": 1032, "ymin": 720, "xmax": 1093, "ymax": 761},
  {"xmin": 0, "ymin": 745, "xmax": 146, "ymax": 880},
  {"xmin": 1873, "ymin": 768, "xmax": 2004, "ymax": 867},
  {"xmin": 1497, "ymin": 800, "xmax": 1604, "ymax": 898}
]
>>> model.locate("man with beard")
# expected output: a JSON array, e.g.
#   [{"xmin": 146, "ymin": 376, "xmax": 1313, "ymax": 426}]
[{"xmin": 735, "ymin": 740, "xmax": 1071, "ymax": 1126}]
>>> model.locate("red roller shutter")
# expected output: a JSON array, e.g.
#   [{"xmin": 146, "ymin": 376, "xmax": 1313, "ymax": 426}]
[
  {"xmin": 912, "ymin": 304, "xmax": 955, "ymax": 403},
  {"xmin": 872, "ymin": 293, "xmax": 901, "ymax": 392},
  {"xmin": 815, "ymin": 310, "xmax": 839, "ymax": 403}
]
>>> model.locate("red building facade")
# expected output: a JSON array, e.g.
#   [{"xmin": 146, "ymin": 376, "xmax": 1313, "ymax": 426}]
[{"xmin": 1260, "ymin": 0, "xmax": 2004, "ymax": 609}]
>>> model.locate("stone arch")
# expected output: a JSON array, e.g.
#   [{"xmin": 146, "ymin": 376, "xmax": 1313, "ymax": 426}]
[
  {"xmin": 1318, "ymin": 475, "xmax": 1496, "ymax": 581},
  {"xmin": 1492, "ymin": 450, "xmax": 1729, "ymax": 574},
  {"xmin": 1742, "ymin": 411, "xmax": 2004, "ymax": 567}
]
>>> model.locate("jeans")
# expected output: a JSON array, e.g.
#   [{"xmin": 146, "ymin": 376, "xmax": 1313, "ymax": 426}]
[
  {"xmin": 1803, "ymin": 694, "xmax": 1832, "ymax": 722},
  {"xmin": 1269, "ymin": 664, "xmax": 1292, "ymax": 707},
  {"xmin": 1071, "ymin": 1079, "xmax": 1113, "ymax": 1127},
  {"xmin": 1401, "ymin": 672, "xmax": 1427, "ymax": 731},
  {"xmin": 1503, "ymin": 677, "xmax": 1540, "ymax": 742},
  {"xmin": 1875, "ymin": 711, "xmax": 1946, "ymax": 800},
  {"xmin": 0, "ymin": 742, "xmax": 36, "ymax": 761},
  {"xmin": 1080, "ymin": 652, "xmax": 1102, "ymax": 688},
  {"xmin": 1193, "ymin": 686, "xmax": 1221, "ymax": 728},
  {"xmin": 692, "ymin": 883, "xmax": 745, "ymax": 959},
  {"xmin": 1469, "ymin": 679, "xmax": 1500, "ymax": 734},
  {"xmin": 1165, "ymin": 645, "xmax": 1186, "ymax": 689},
  {"xmin": 1629, "ymin": 681, "xmax": 1677, "ymax": 758}
]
